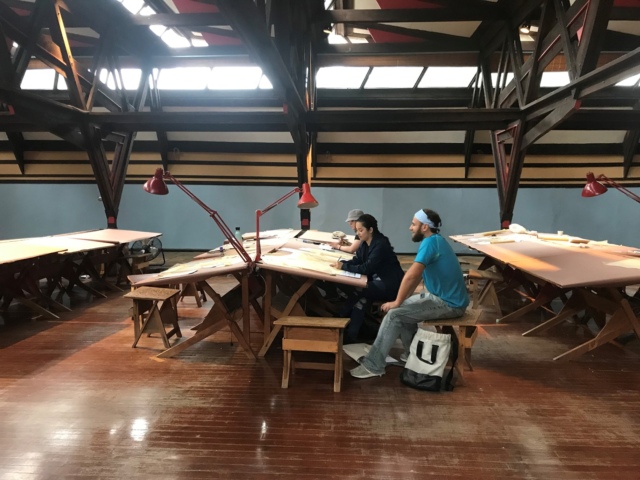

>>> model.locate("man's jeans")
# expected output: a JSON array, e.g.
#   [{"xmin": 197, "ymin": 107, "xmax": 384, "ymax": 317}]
[{"xmin": 360, "ymin": 291, "xmax": 467, "ymax": 375}]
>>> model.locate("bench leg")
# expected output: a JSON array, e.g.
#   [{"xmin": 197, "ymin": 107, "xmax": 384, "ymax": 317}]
[
  {"xmin": 334, "ymin": 330, "xmax": 344, "ymax": 392},
  {"xmin": 455, "ymin": 326, "xmax": 465, "ymax": 385},
  {"xmin": 282, "ymin": 350, "xmax": 291, "ymax": 389}
]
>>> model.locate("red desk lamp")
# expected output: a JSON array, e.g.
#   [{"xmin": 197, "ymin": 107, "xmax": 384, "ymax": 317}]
[
  {"xmin": 582, "ymin": 172, "xmax": 640, "ymax": 204},
  {"xmin": 143, "ymin": 168, "xmax": 252, "ymax": 264},
  {"xmin": 254, "ymin": 183, "xmax": 319, "ymax": 262}
]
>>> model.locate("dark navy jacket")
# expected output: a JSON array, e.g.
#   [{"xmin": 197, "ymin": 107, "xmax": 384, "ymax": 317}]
[{"xmin": 340, "ymin": 232, "xmax": 404, "ymax": 296}]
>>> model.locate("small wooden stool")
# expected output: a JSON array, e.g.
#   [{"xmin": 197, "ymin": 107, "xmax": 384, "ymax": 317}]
[
  {"xmin": 274, "ymin": 316, "xmax": 350, "ymax": 393},
  {"xmin": 179, "ymin": 282, "xmax": 207, "ymax": 307},
  {"xmin": 125, "ymin": 286, "xmax": 181, "ymax": 349},
  {"xmin": 421, "ymin": 308, "xmax": 482, "ymax": 385}
]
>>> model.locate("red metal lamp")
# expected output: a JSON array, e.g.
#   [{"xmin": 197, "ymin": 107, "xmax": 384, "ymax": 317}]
[
  {"xmin": 254, "ymin": 183, "xmax": 319, "ymax": 262},
  {"xmin": 582, "ymin": 172, "xmax": 640, "ymax": 204},
  {"xmin": 143, "ymin": 168, "xmax": 252, "ymax": 264}
]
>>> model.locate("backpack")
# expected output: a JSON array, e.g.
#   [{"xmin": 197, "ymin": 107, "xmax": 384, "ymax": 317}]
[{"xmin": 400, "ymin": 326, "xmax": 459, "ymax": 392}]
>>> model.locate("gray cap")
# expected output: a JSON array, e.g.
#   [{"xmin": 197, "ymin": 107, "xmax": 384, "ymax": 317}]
[{"xmin": 345, "ymin": 209, "xmax": 364, "ymax": 222}]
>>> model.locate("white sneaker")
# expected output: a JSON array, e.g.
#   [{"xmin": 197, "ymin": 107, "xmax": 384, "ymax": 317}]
[
  {"xmin": 399, "ymin": 352, "xmax": 409, "ymax": 363},
  {"xmin": 350, "ymin": 364, "xmax": 382, "ymax": 379}
]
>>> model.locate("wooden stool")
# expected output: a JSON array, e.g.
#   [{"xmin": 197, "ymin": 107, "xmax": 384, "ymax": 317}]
[
  {"xmin": 274, "ymin": 316, "xmax": 350, "ymax": 393},
  {"xmin": 179, "ymin": 282, "xmax": 207, "ymax": 307},
  {"xmin": 468, "ymin": 269, "xmax": 503, "ymax": 315},
  {"xmin": 421, "ymin": 308, "xmax": 482, "ymax": 385},
  {"xmin": 125, "ymin": 286, "xmax": 181, "ymax": 349}
]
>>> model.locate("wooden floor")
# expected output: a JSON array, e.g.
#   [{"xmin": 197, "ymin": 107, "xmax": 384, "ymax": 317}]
[{"xmin": 1, "ymin": 253, "xmax": 640, "ymax": 479}]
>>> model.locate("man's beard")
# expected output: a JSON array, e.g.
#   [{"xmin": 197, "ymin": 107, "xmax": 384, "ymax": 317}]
[{"xmin": 412, "ymin": 231, "xmax": 424, "ymax": 243}]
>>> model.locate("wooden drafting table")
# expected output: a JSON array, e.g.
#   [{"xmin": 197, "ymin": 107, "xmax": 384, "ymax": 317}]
[
  {"xmin": 241, "ymin": 228, "xmax": 301, "ymax": 241},
  {"xmin": 257, "ymin": 239, "xmax": 366, "ymax": 356},
  {"xmin": 129, "ymin": 254, "xmax": 258, "ymax": 359},
  {"xmin": 452, "ymin": 231, "xmax": 640, "ymax": 360},
  {"xmin": 63, "ymin": 228, "xmax": 162, "ymax": 244},
  {"xmin": 22, "ymin": 236, "xmax": 118, "ymax": 299},
  {"xmin": 297, "ymin": 229, "xmax": 356, "ymax": 245},
  {"xmin": 62, "ymin": 229, "xmax": 162, "ymax": 285},
  {"xmin": 0, "ymin": 240, "xmax": 69, "ymax": 320}
]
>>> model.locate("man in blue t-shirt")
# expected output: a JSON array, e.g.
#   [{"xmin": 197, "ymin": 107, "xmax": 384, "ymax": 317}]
[{"xmin": 351, "ymin": 208, "xmax": 469, "ymax": 379}]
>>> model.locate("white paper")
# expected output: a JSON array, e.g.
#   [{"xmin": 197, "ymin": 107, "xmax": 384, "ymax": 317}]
[{"xmin": 340, "ymin": 271, "xmax": 362, "ymax": 279}]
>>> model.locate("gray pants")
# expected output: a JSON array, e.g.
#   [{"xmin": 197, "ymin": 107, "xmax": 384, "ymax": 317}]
[{"xmin": 359, "ymin": 290, "xmax": 467, "ymax": 375}]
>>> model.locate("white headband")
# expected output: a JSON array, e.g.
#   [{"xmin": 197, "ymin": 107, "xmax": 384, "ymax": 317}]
[{"xmin": 415, "ymin": 209, "xmax": 436, "ymax": 229}]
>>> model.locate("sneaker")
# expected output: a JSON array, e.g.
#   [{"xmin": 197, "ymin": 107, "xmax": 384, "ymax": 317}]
[
  {"xmin": 350, "ymin": 364, "xmax": 382, "ymax": 379},
  {"xmin": 399, "ymin": 352, "xmax": 408, "ymax": 363}
]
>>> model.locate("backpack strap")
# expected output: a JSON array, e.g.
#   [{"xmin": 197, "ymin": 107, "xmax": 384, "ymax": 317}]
[{"xmin": 442, "ymin": 326, "xmax": 458, "ymax": 391}]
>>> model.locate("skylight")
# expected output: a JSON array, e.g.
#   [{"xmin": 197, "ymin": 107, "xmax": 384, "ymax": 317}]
[
  {"xmin": 316, "ymin": 67, "xmax": 369, "ymax": 89},
  {"xmin": 364, "ymin": 67, "xmax": 423, "ymax": 89},
  {"xmin": 418, "ymin": 67, "xmax": 477, "ymax": 88},
  {"xmin": 616, "ymin": 72, "xmax": 640, "ymax": 87},
  {"xmin": 157, "ymin": 67, "xmax": 211, "ymax": 89},
  {"xmin": 98, "ymin": 69, "xmax": 143, "ymax": 90},
  {"xmin": 209, "ymin": 67, "xmax": 263, "ymax": 90},
  {"xmin": 160, "ymin": 29, "xmax": 191, "ymax": 49},
  {"xmin": 258, "ymin": 75, "xmax": 273, "ymax": 89},
  {"xmin": 121, "ymin": 0, "xmax": 145, "ymax": 15},
  {"xmin": 21, "ymin": 69, "xmax": 56, "ymax": 90},
  {"xmin": 540, "ymin": 71, "xmax": 570, "ymax": 87},
  {"xmin": 489, "ymin": 72, "xmax": 515, "ymax": 87}
]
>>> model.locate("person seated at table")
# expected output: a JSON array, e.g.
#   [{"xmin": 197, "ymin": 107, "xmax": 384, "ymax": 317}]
[
  {"xmin": 350, "ymin": 208, "xmax": 469, "ymax": 379},
  {"xmin": 330, "ymin": 214, "xmax": 405, "ymax": 344},
  {"xmin": 329, "ymin": 209, "xmax": 363, "ymax": 255}
]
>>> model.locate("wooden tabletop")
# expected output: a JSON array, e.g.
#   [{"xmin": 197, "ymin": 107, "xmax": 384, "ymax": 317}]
[
  {"xmin": 298, "ymin": 229, "xmax": 356, "ymax": 245},
  {"xmin": 274, "ymin": 316, "xmax": 350, "ymax": 328},
  {"xmin": 23, "ymin": 236, "xmax": 115, "ymax": 254},
  {"xmin": 129, "ymin": 257, "xmax": 249, "ymax": 287},
  {"xmin": 124, "ymin": 286, "xmax": 180, "ymax": 301},
  {"xmin": 259, "ymin": 238, "xmax": 367, "ymax": 288},
  {"xmin": 64, "ymin": 229, "xmax": 162, "ymax": 245},
  {"xmin": 0, "ymin": 240, "xmax": 67, "ymax": 265},
  {"xmin": 452, "ymin": 231, "xmax": 640, "ymax": 289}
]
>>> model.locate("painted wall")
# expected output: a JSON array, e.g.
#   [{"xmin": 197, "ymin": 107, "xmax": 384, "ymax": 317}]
[{"xmin": 1, "ymin": 183, "xmax": 638, "ymax": 252}]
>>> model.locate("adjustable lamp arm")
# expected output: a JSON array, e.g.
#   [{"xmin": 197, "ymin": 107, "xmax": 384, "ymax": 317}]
[
  {"xmin": 255, "ymin": 187, "xmax": 302, "ymax": 263},
  {"xmin": 152, "ymin": 169, "xmax": 252, "ymax": 265},
  {"xmin": 595, "ymin": 173, "xmax": 640, "ymax": 204},
  {"xmin": 258, "ymin": 187, "xmax": 302, "ymax": 217},
  {"xmin": 254, "ymin": 184, "xmax": 318, "ymax": 263}
]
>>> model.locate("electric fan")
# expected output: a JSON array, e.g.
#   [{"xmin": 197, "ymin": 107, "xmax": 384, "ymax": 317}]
[{"xmin": 129, "ymin": 237, "xmax": 165, "ymax": 267}]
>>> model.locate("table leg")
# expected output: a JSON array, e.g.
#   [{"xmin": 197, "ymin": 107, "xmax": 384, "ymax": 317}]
[{"xmin": 522, "ymin": 289, "xmax": 584, "ymax": 336}]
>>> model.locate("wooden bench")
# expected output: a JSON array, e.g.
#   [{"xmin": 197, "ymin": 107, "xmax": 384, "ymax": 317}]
[
  {"xmin": 421, "ymin": 307, "xmax": 482, "ymax": 385},
  {"xmin": 468, "ymin": 269, "xmax": 504, "ymax": 315},
  {"xmin": 125, "ymin": 286, "xmax": 181, "ymax": 349},
  {"xmin": 273, "ymin": 316, "xmax": 350, "ymax": 392}
]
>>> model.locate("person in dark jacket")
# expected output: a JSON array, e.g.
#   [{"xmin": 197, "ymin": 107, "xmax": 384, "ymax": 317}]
[{"xmin": 330, "ymin": 214, "xmax": 405, "ymax": 343}]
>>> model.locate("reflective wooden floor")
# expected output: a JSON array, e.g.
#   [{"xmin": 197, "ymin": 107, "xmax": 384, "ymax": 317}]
[{"xmin": 1, "ymin": 253, "xmax": 639, "ymax": 479}]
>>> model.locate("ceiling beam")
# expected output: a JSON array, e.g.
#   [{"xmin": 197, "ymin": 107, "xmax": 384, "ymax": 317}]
[
  {"xmin": 129, "ymin": 13, "xmax": 229, "ymax": 27},
  {"xmin": 525, "ymin": 45, "xmax": 640, "ymax": 116},
  {"xmin": 319, "ymin": 8, "xmax": 500, "ymax": 23}
]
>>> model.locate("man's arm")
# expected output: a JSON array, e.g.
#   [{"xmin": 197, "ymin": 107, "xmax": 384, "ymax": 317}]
[{"xmin": 381, "ymin": 262, "xmax": 425, "ymax": 312}]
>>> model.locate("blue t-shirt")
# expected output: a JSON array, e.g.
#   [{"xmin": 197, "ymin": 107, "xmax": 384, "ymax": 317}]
[{"xmin": 415, "ymin": 234, "xmax": 469, "ymax": 308}]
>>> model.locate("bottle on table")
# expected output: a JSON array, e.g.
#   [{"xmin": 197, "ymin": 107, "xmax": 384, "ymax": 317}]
[{"xmin": 234, "ymin": 227, "xmax": 242, "ymax": 243}]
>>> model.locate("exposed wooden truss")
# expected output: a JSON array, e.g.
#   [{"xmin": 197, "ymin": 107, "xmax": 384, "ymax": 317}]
[{"xmin": 0, "ymin": 0, "xmax": 640, "ymax": 225}]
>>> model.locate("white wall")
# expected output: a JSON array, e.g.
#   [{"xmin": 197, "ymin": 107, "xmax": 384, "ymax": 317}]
[{"xmin": 1, "ymin": 183, "xmax": 638, "ymax": 252}]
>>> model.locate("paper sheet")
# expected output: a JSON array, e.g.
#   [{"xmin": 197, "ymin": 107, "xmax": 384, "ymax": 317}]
[{"xmin": 606, "ymin": 258, "xmax": 640, "ymax": 269}]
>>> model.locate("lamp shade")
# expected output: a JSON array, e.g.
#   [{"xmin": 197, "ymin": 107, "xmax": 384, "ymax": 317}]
[
  {"xmin": 143, "ymin": 168, "xmax": 169, "ymax": 195},
  {"xmin": 297, "ymin": 183, "xmax": 319, "ymax": 209},
  {"xmin": 582, "ymin": 172, "xmax": 608, "ymax": 198}
]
